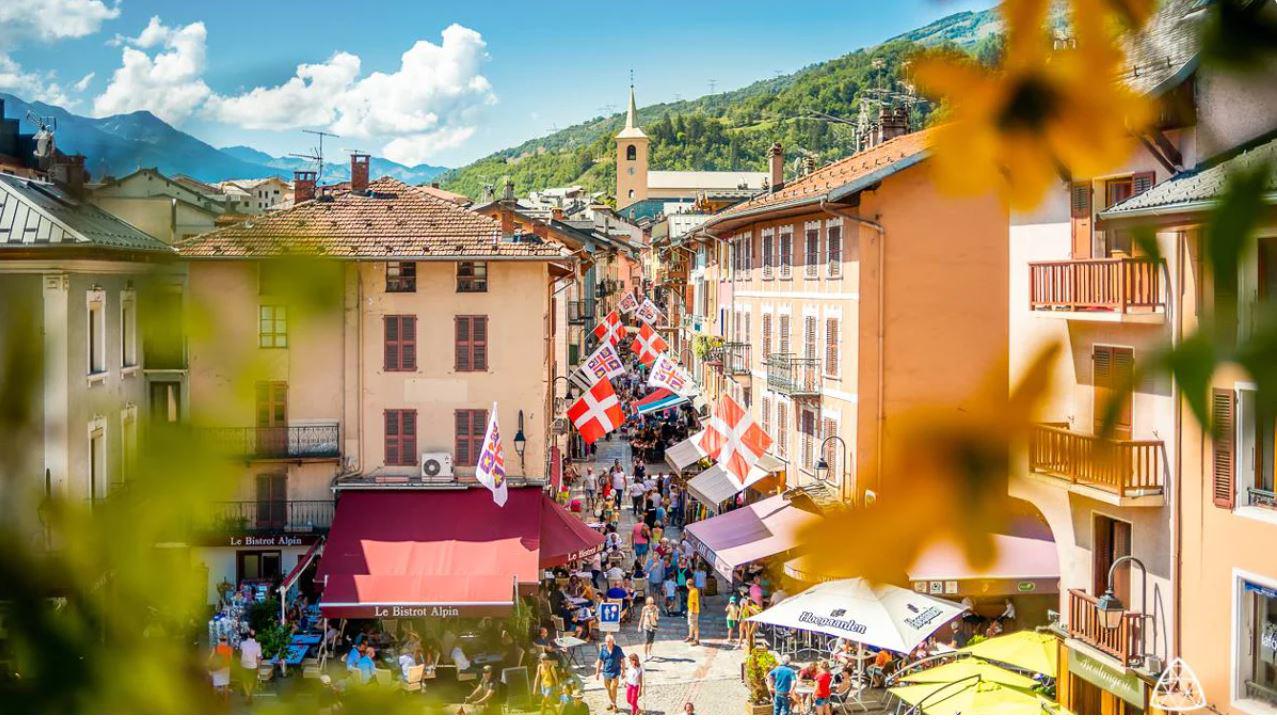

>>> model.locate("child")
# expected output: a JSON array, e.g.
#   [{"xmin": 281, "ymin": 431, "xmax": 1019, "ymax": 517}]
[
  {"xmin": 651, "ymin": 521, "xmax": 664, "ymax": 546},
  {"xmin": 725, "ymin": 596, "xmax": 741, "ymax": 647},
  {"xmin": 662, "ymin": 575, "xmax": 677, "ymax": 615}
]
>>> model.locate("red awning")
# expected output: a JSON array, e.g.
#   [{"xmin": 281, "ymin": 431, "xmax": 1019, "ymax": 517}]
[
  {"xmin": 281, "ymin": 537, "xmax": 323, "ymax": 592},
  {"xmin": 539, "ymin": 494, "xmax": 604, "ymax": 568},
  {"xmin": 317, "ymin": 487, "xmax": 544, "ymax": 618}
]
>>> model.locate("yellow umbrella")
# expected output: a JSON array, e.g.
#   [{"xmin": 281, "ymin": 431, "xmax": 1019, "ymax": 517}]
[
  {"xmin": 896, "ymin": 657, "xmax": 1039, "ymax": 690},
  {"xmin": 890, "ymin": 679, "xmax": 1066, "ymax": 715},
  {"xmin": 967, "ymin": 631, "xmax": 1059, "ymax": 678}
]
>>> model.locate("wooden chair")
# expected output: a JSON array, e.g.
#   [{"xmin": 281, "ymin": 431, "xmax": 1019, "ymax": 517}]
[
  {"xmin": 374, "ymin": 668, "xmax": 393, "ymax": 685},
  {"xmin": 400, "ymin": 663, "xmax": 425, "ymax": 692}
]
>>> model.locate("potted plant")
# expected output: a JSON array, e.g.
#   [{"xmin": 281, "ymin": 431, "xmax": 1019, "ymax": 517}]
[
  {"xmin": 257, "ymin": 622, "xmax": 293, "ymax": 681},
  {"xmin": 743, "ymin": 646, "xmax": 778, "ymax": 714}
]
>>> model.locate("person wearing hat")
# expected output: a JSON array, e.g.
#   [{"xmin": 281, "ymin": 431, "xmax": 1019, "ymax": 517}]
[
  {"xmin": 463, "ymin": 664, "xmax": 499, "ymax": 713},
  {"xmin": 725, "ymin": 595, "xmax": 741, "ymax": 648},
  {"xmin": 562, "ymin": 686, "xmax": 590, "ymax": 715}
]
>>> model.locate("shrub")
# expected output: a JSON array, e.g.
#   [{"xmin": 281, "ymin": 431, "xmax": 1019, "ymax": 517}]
[{"xmin": 744, "ymin": 646, "xmax": 779, "ymax": 704}]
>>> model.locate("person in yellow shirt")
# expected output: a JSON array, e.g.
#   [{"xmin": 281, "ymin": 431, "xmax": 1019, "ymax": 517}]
[{"xmin": 684, "ymin": 578, "xmax": 701, "ymax": 645}]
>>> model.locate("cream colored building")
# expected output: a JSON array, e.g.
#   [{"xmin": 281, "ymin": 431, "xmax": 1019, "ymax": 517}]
[
  {"xmin": 178, "ymin": 167, "xmax": 573, "ymax": 601},
  {"xmin": 217, "ymin": 176, "xmax": 291, "ymax": 214},
  {"xmin": 89, "ymin": 168, "xmax": 231, "ymax": 244}
]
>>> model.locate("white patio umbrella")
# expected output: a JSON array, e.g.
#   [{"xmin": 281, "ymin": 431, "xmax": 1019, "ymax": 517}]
[{"xmin": 751, "ymin": 577, "xmax": 965, "ymax": 653}]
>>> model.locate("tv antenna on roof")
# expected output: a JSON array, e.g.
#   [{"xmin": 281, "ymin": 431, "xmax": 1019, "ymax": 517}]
[
  {"xmin": 26, "ymin": 111, "xmax": 56, "ymax": 162},
  {"xmin": 289, "ymin": 129, "xmax": 339, "ymax": 181}
]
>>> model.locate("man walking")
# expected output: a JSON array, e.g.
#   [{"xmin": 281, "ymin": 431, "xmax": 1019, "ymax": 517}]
[
  {"xmin": 238, "ymin": 628, "xmax": 261, "ymax": 701},
  {"xmin": 768, "ymin": 655, "xmax": 798, "ymax": 715},
  {"xmin": 684, "ymin": 577, "xmax": 701, "ymax": 645},
  {"xmin": 595, "ymin": 633, "xmax": 626, "ymax": 713}
]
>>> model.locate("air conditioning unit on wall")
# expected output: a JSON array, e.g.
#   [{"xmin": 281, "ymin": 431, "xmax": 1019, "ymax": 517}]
[{"xmin": 420, "ymin": 452, "xmax": 454, "ymax": 480}]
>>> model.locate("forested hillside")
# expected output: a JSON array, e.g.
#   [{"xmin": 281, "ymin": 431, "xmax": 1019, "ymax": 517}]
[{"xmin": 438, "ymin": 9, "xmax": 1006, "ymax": 200}]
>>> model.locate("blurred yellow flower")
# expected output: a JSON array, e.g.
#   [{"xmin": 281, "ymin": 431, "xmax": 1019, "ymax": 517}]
[{"xmin": 909, "ymin": 0, "xmax": 1154, "ymax": 209}]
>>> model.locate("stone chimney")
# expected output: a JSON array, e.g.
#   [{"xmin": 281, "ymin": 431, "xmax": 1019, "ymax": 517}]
[
  {"xmin": 293, "ymin": 170, "xmax": 317, "ymax": 204},
  {"xmin": 50, "ymin": 154, "xmax": 88, "ymax": 196},
  {"xmin": 350, "ymin": 153, "xmax": 370, "ymax": 193},
  {"xmin": 879, "ymin": 106, "xmax": 910, "ymax": 143},
  {"xmin": 502, "ymin": 178, "xmax": 515, "ymax": 203},
  {"xmin": 768, "ymin": 142, "xmax": 784, "ymax": 191},
  {"xmin": 551, "ymin": 206, "xmax": 564, "ymax": 221}
]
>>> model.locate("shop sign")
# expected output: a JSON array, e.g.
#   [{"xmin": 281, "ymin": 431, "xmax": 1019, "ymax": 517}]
[
  {"xmin": 1017, "ymin": 581, "xmax": 1037, "ymax": 592},
  {"xmin": 227, "ymin": 534, "xmax": 318, "ymax": 548},
  {"xmin": 373, "ymin": 605, "xmax": 462, "ymax": 619},
  {"xmin": 1068, "ymin": 647, "xmax": 1145, "ymax": 708}
]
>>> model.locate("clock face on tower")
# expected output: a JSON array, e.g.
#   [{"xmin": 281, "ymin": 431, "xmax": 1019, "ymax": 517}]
[{"xmin": 627, "ymin": 166, "xmax": 635, "ymax": 176}]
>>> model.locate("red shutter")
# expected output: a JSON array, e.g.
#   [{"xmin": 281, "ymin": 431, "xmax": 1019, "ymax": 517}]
[
  {"xmin": 473, "ymin": 316, "xmax": 488, "ymax": 370},
  {"xmin": 385, "ymin": 410, "xmax": 400, "ymax": 465},
  {"xmin": 402, "ymin": 410, "xmax": 417, "ymax": 465},
  {"xmin": 1092, "ymin": 346, "xmax": 1113, "ymax": 436},
  {"xmin": 1112, "ymin": 347, "xmax": 1133, "ymax": 440},
  {"xmin": 455, "ymin": 316, "xmax": 470, "ymax": 371},
  {"xmin": 1132, "ymin": 171, "xmax": 1156, "ymax": 196},
  {"xmin": 384, "ymin": 316, "xmax": 399, "ymax": 371},
  {"xmin": 455, "ymin": 410, "xmax": 470, "ymax": 465},
  {"xmin": 804, "ymin": 316, "xmax": 817, "ymax": 358},
  {"xmin": 402, "ymin": 316, "xmax": 417, "ymax": 370},
  {"xmin": 1212, "ymin": 389, "xmax": 1236, "ymax": 509},
  {"xmin": 1071, "ymin": 182, "xmax": 1093, "ymax": 259},
  {"xmin": 825, "ymin": 318, "xmax": 839, "ymax": 376}
]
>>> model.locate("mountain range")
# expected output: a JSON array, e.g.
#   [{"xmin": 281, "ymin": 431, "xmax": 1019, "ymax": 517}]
[{"xmin": 0, "ymin": 93, "xmax": 447, "ymax": 186}]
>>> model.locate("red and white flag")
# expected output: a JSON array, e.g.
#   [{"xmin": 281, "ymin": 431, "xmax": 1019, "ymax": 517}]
[
  {"xmin": 646, "ymin": 354, "xmax": 696, "ymax": 397},
  {"xmin": 635, "ymin": 298, "xmax": 662, "ymax": 325},
  {"xmin": 696, "ymin": 395, "xmax": 772, "ymax": 487},
  {"xmin": 567, "ymin": 377, "xmax": 627, "ymax": 444},
  {"xmin": 592, "ymin": 310, "xmax": 627, "ymax": 347},
  {"xmin": 630, "ymin": 323, "xmax": 669, "ymax": 365},
  {"xmin": 617, "ymin": 291, "xmax": 639, "ymax": 315}
]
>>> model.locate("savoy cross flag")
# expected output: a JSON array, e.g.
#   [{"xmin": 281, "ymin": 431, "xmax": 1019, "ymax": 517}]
[
  {"xmin": 630, "ymin": 323, "xmax": 669, "ymax": 365},
  {"xmin": 710, "ymin": 395, "xmax": 773, "ymax": 488},
  {"xmin": 617, "ymin": 291, "xmax": 640, "ymax": 315},
  {"xmin": 646, "ymin": 354, "xmax": 697, "ymax": 397},
  {"xmin": 635, "ymin": 298, "xmax": 662, "ymax": 325},
  {"xmin": 567, "ymin": 377, "xmax": 627, "ymax": 444},
  {"xmin": 592, "ymin": 310, "xmax": 627, "ymax": 347},
  {"xmin": 474, "ymin": 402, "xmax": 509, "ymax": 507}
]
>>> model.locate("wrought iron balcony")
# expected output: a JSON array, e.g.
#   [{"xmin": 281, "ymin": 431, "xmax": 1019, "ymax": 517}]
[
  {"xmin": 1028, "ymin": 423, "xmax": 1164, "ymax": 500},
  {"xmin": 721, "ymin": 341, "xmax": 751, "ymax": 375},
  {"xmin": 765, "ymin": 353, "xmax": 821, "ymax": 397},
  {"xmin": 1067, "ymin": 588, "xmax": 1144, "ymax": 667},
  {"xmin": 1028, "ymin": 257, "xmax": 1164, "ymax": 315},
  {"xmin": 201, "ymin": 422, "xmax": 341, "ymax": 460},
  {"xmin": 567, "ymin": 299, "xmax": 596, "ymax": 326},
  {"xmin": 209, "ymin": 499, "xmax": 335, "ymax": 534}
]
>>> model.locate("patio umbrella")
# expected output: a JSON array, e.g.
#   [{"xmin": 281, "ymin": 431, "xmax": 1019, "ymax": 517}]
[
  {"xmin": 967, "ymin": 630, "xmax": 1059, "ymax": 678},
  {"xmin": 895, "ymin": 657, "xmax": 1039, "ymax": 690},
  {"xmin": 781, "ymin": 552, "xmax": 853, "ymax": 585},
  {"xmin": 749, "ymin": 578, "xmax": 965, "ymax": 653},
  {"xmin": 890, "ymin": 679, "xmax": 1065, "ymax": 715}
]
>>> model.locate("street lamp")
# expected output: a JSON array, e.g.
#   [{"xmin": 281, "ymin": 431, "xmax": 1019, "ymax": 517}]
[
  {"xmin": 552, "ymin": 375, "xmax": 573, "ymax": 416},
  {"xmin": 815, "ymin": 435, "xmax": 850, "ymax": 502},
  {"xmin": 1097, "ymin": 554, "xmax": 1152, "ymax": 665}
]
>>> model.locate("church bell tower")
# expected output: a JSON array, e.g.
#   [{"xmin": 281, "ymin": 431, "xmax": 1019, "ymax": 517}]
[{"xmin": 615, "ymin": 84, "xmax": 649, "ymax": 210}]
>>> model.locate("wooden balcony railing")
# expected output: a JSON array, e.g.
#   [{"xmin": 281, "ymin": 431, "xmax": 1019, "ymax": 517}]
[
  {"xmin": 209, "ymin": 499, "xmax": 335, "ymax": 534},
  {"xmin": 201, "ymin": 422, "xmax": 341, "ymax": 460},
  {"xmin": 1068, "ymin": 588, "xmax": 1144, "ymax": 666},
  {"xmin": 1028, "ymin": 257, "xmax": 1164, "ymax": 313},
  {"xmin": 1028, "ymin": 424, "xmax": 1164, "ymax": 497}
]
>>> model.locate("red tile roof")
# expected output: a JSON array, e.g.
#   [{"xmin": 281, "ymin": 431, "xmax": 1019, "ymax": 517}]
[
  {"xmin": 710, "ymin": 129, "xmax": 932, "ymax": 227},
  {"xmin": 176, "ymin": 177, "xmax": 566, "ymax": 259}
]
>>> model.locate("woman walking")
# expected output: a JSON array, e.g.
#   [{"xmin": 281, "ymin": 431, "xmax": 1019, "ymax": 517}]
[
  {"xmin": 639, "ymin": 596, "xmax": 660, "ymax": 661},
  {"xmin": 624, "ymin": 653, "xmax": 645, "ymax": 715}
]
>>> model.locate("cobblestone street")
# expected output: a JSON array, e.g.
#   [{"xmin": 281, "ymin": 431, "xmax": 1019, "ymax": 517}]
[{"xmin": 569, "ymin": 437, "xmax": 749, "ymax": 715}]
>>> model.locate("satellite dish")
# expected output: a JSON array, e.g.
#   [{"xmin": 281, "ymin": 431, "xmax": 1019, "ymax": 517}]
[{"xmin": 1150, "ymin": 657, "xmax": 1207, "ymax": 712}]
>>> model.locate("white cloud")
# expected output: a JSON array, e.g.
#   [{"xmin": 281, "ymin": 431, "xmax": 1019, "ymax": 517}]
[
  {"xmin": 73, "ymin": 71, "xmax": 95, "ymax": 92},
  {"xmin": 93, "ymin": 16, "xmax": 212, "ymax": 123},
  {"xmin": 206, "ymin": 23, "xmax": 494, "ymax": 164},
  {"xmin": 0, "ymin": 0, "xmax": 118, "ymax": 107},
  {"xmin": 0, "ymin": 54, "xmax": 71, "ymax": 106}
]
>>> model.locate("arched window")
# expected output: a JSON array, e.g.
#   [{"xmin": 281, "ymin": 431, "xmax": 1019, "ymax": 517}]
[
  {"xmin": 628, "ymin": 189, "xmax": 636, "ymax": 199},
  {"xmin": 626, "ymin": 144, "xmax": 637, "ymax": 161}
]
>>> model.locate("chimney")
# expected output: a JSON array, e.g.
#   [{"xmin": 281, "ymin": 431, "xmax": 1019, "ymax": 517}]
[
  {"xmin": 880, "ymin": 106, "xmax": 910, "ymax": 143},
  {"xmin": 431, "ymin": 182, "xmax": 441, "ymax": 189},
  {"xmin": 551, "ymin": 206, "xmax": 564, "ymax": 221},
  {"xmin": 350, "ymin": 153, "xmax": 370, "ymax": 193},
  {"xmin": 768, "ymin": 142, "xmax": 784, "ymax": 191},
  {"xmin": 50, "ymin": 154, "xmax": 88, "ymax": 197},
  {"xmin": 502, "ymin": 178, "xmax": 515, "ymax": 204},
  {"xmin": 293, "ymin": 170, "xmax": 317, "ymax": 204}
]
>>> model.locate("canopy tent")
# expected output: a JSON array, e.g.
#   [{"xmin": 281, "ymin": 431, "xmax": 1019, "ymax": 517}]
[
  {"xmin": 682, "ymin": 494, "xmax": 820, "ymax": 579},
  {"xmin": 665, "ymin": 431, "xmax": 706, "ymax": 472},
  {"xmin": 894, "ymin": 657, "xmax": 1040, "ymax": 690},
  {"xmin": 748, "ymin": 578, "xmax": 965, "ymax": 653},
  {"xmin": 686, "ymin": 463, "xmax": 771, "ymax": 507},
  {"xmin": 635, "ymin": 388, "xmax": 689, "ymax": 415},
  {"xmin": 967, "ymin": 631, "xmax": 1060, "ymax": 678},
  {"xmin": 317, "ymin": 487, "xmax": 597, "ymax": 619},
  {"xmin": 783, "ymin": 552, "xmax": 852, "ymax": 585},
  {"xmin": 907, "ymin": 511, "xmax": 1059, "ymax": 598},
  {"xmin": 890, "ymin": 678, "xmax": 1066, "ymax": 715},
  {"xmin": 539, "ymin": 494, "xmax": 605, "ymax": 567}
]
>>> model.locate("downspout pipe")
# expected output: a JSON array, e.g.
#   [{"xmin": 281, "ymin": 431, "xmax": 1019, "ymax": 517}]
[{"xmin": 821, "ymin": 198, "xmax": 886, "ymax": 501}]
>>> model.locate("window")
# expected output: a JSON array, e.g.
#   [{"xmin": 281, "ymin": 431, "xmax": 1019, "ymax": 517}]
[
  {"xmin": 628, "ymin": 189, "xmax": 635, "ymax": 199},
  {"xmin": 258, "ymin": 305, "xmax": 288, "ymax": 348},
  {"xmin": 457, "ymin": 261, "xmax": 488, "ymax": 292},
  {"xmin": 255, "ymin": 381, "xmax": 288, "ymax": 456},
  {"xmin": 1233, "ymin": 387, "xmax": 1277, "ymax": 509},
  {"xmin": 455, "ymin": 408, "xmax": 488, "ymax": 466},
  {"xmin": 779, "ymin": 228, "xmax": 793, "ymax": 278},
  {"xmin": 384, "ymin": 315, "xmax": 417, "ymax": 371},
  {"xmin": 1092, "ymin": 345, "xmax": 1133, "ymax": 439},
  {"xmin": 804, "ymin": 316, "xmax": 818, "ymax": 358},
  {"xmin": 1093, "ymin": 515, "xmax": 1132, "ymax": 605},
  {"xmin": 255, "ymin": 473, "xmax": 287, "ymax": 529},
  {"xmin": 386, "ymin": 261, "xmax": 416, "ymax": 292},
  {"xmin": 626, "ymin": 144, "xmax": 637, "ymax": 161},
  {"xmin": 120, "ymin": 290, "xmax": 137, "ymax": 369},
  {"xmin": 150, "ymin": 381, "xmax": 181, "ymax": 424},
  {"xmin": 804, "ymin": 225, "xmax": 820, "ymax": 278},
  {"xmin": 237, "ymin": 551, "xmax": 281, "ymax": 582},
  {"xmin": 120, "ymin": 406, "xmax": 138, "ymax": 486},
  {"xmin": 778, "ymin": 314, "xmax": 791, "ymax": 355},
  {"xmin": 1070, "ymin": 182, "xmax": 1094, "ymax": 259},
  {"xmin": 776, "ymin": 403, "xmax": 788, "ymax": 458},
  {"xmin": 762, "ymin": 229, "xmax": 775, "ymax": 279},
  {"xmin": 762, "ymin": 313, "xmax": 772, "ymax": 356},
  {"xmin": 455, "ymin": 315, "xmax": 489, "ymax": 371},
  {"xmin": 87, "ymin": 290, "xmax": 106, "ymax": 376},
  {"xmin": 827, "ymin": 223, "xmax": 842, "ymax": 277},
  {"xmin": 825, "ymin": 318, "xmax": 840, "ymax": 377},
  {"xmin": 801, "ymin": 408, "xmax": 817, "ymax": 468},
  {"xmin": 384, "ymin": 409, "xmax": 417, "ymax": 466},
  {"xmin": 762, "ymin": 396, "xmax": 772, "ymax": 436},
  {"xmin": 89, "ymin": 420, "xmax": 105, "ymax": 504},
  {"xmin": 1240, "ymin": 579, "xmax": 1277, "ymax": 707}
]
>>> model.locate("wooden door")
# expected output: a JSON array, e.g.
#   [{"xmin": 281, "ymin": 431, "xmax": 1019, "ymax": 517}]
[{"xmin": 255, "ymin": 382, "xmax": 288, "ymax": 456}]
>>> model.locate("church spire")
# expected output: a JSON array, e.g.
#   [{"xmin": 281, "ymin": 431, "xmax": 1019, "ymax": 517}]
[{"xmin": 626, "ymin": 83, "xmax": 639, "ymax": 130}]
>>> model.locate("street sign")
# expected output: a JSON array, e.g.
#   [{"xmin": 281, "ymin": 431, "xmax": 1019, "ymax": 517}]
[{"xmin": 599, "ymin": 602, "xmax": 621, "ymax": 632}]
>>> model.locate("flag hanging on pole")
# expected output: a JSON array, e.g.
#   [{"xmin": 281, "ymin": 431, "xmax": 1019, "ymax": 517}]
[
  {"xmin": 630, "ymin": 323, "xmax": 669, "ymax": 365},
  {"xmin": 474, "ymin": 401, "xmax": 509, "ymax": 507},
  {"xmin": 567, "ymin": 377, "xmax": 627, "ymax": 444},
  {"xmin": 635, "ymin": 298, "xmax": 662, "ymax": 325},
  {"xmin": 617, "ymin": 291, "xmax": 639, "ymax": 315},
  {"xmin": 592, "ymin": 310, "xmax": 627, "ymax": 347},
  {"xmin": 712, "ymin": 396, "xmax": 773, "ymax": 487},
  {"xmin": 580, "ymin": 341, "xmax": 626, "ymax": 383},
  {"xmin": 647, "ymin": 354, "xmax": 697, "ymax": 397}
]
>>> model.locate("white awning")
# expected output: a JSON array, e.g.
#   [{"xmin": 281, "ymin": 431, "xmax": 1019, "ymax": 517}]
[
  {"xmin": 665, "ymin": 431, "xmax": 706, "ymax": 471},
  {"xmin": 686, "ymin": 463, "xmax": 772, "ymax": 507}
]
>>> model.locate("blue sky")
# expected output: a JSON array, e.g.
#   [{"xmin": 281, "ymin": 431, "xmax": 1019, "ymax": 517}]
[{"xmin": 3, "ymin": 0, "xmax": 995, "ymax": 167}]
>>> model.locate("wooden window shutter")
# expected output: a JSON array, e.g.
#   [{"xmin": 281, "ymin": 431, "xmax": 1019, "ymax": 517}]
[
  {"xmin": 762, "ymin": 314, "xmax": 772, "ymax": 355},
  {"xmin": 1212, "ymin": 389, "xmax": 1236, "ymax": 509},
  {"xmin": 473, "ymin": 317, "xmax": 488, "ymax": 370},
  {"xmin": 385, "ymin": 410, "xmax": 400, "ymax": 465},
  {"xmin": 1092, "ymin": 346, "xmax": 1112, "ymax": 435},
  {"xmin": 779, "ymin": 315, "xmax": 790, "ymax": 354},
  {"xmin": 825, "ymin": 318, "xmax": 839, "ymax": 376},
  {"xmin": 1132, "ymin": 171, "xmax": 1156, "ymax": 196},
  {"xmin": 804, "ymin": 316, "xmax": 817, "ymax": 358},
  {"xmin": 454, "ymin": 410, "xmax": 470, "ymax": 465},
  {"xmin": 402, "ymin": 410, "xmax": 417, "ymax": 465},
  {"xmin": 1071, "ymin": 182, "xmax": 1093, "ymax": 259},
  {"xmin": 762, "ymin": 397, "xmax": 771, "ymax": 435},
  {"xmin": 402, "ymin": 316, "xmax": 417, "ymax": 370},
  {"xmin": 455, "ymin": 316, "xmax": 470, "ymax": 371},
  {"xmin": 1112, "ymin": 347, "xmax": 1133, "ymax": 438},
  {"xmin": 384, "ymin": 316, "xmax": 399, "ymax": 370}
]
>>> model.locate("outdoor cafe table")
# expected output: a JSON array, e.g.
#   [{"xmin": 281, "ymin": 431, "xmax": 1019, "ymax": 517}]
[
  {"xmin": 554, "ymin": 636, "xmax": 590, "ymax": 668},
  {"xmin": 290, "ymin": 633, "xmax": 322, "ymax": 647}
]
